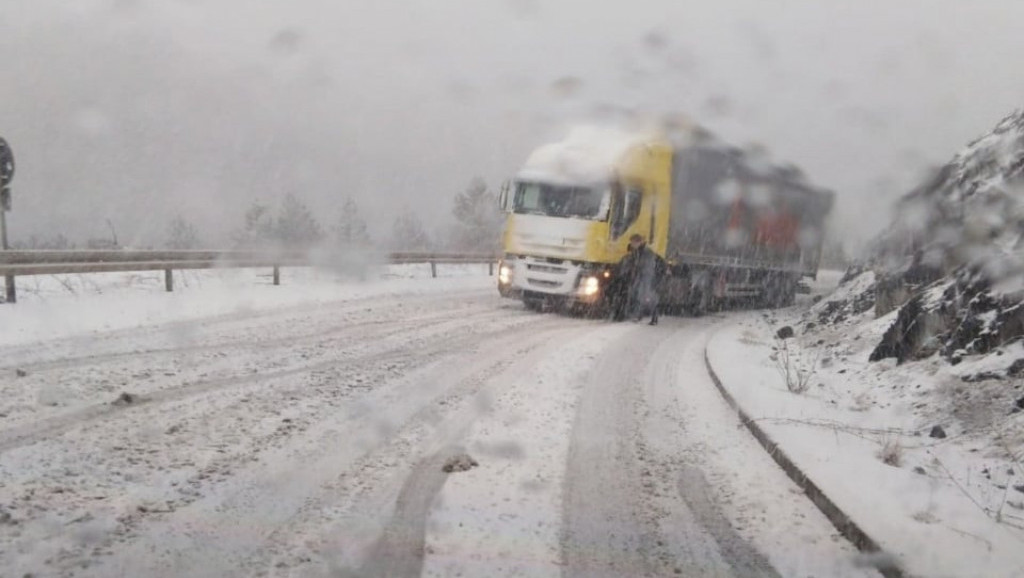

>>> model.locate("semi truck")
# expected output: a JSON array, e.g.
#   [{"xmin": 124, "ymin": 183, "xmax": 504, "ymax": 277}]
[{"xmin": 495, "ymin": 125, "xmax": 834, "ymax": 314}]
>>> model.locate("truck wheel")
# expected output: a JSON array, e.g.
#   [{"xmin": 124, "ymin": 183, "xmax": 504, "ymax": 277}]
[
  {"xmin": 764, "ymin": 276, "xmax": 797, "ymax": 309},
  {"xmin": 781, "ymin": 280, "xmax": 797, "ymax": 307}
]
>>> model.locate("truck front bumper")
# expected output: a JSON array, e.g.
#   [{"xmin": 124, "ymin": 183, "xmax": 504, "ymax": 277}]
[{"xmin": 498, "ymin": 255, "xmax": 609, "ymax": 305}]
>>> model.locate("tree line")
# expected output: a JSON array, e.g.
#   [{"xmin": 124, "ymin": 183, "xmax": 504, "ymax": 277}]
[{"xmin": 15, "ymin": 178, "xmax": 505, "ymax": 253}]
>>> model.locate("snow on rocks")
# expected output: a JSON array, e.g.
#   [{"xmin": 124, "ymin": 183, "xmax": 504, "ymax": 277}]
[{"xmin": 867, "ymin": 109, "xmax": 1024, "ymax": 367}]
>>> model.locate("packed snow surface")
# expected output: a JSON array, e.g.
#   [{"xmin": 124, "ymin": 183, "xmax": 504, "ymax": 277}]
[{"xmin": 0, "ymin": 265, "xmax": 875, "ymax": 577}]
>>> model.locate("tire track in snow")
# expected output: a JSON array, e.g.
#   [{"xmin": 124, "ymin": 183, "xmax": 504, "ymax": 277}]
[
  {"xmin": 561, "ymin": 319, "xmax": 780, "ymax": 578},
  {"xmin": 80, "ymin": 317, "xmax": 577, "ymax": 578},
  {"xmin": 674, "ymin": 466, "xmax": 781, "ymax": 578},
  {"xmin": 245, "ymin": 322, "xmax": 594, "ymax": 577},
  {"xmin": 0, "ymin": 292, "xmax": 499, "ymax": 372},
  {"xmin": 351, "ymin": 447, "xmax": 462, "ymax": 578},
  {"xmin": 0, "ymin": 305, "xmax": 519, "ymax": 454},
  {"xmin": 561, "ymin": 327, "xmax": 668, "ymax": 578},
  {"xmin": 419, "ymin": 322, "xmax": 630, "ymax": 578},
  {"xmin": 636, "ymin": 318, "xmax": 877, "ymax": 578}
]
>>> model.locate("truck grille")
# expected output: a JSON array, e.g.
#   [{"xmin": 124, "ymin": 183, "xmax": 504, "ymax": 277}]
[{"xmin": 527, "ymin": 263, "xmax": 568, "ymax": 274}]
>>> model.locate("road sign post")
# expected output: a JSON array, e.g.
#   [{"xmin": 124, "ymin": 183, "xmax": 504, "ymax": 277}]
[{"xmin": 1, "ymin": 206, "xmax": 14, "ymax": 304}]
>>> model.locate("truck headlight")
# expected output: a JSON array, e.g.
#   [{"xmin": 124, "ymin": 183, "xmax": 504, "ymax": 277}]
[
  {"xmin": 498, "ymin": 264, "xmax": 512, "ymax": 285},
  {"xmin": 581, "ymin": 276, "xmax": 600, "ymax": 296}
]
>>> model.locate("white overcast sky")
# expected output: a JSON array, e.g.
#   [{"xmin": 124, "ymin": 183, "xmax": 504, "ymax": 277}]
[{"xmin": 1, "ymin": 0, "xmax": 1022, "ymax": 248}]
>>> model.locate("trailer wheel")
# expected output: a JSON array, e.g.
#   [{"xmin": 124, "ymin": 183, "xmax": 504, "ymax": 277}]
[
  {"xmin": 781, "ymin": 281, "xmax": 797, "ymax": 307},
  {"xmin": 764, "ymin": 275, "xmax": 797, "ymax": 309}
]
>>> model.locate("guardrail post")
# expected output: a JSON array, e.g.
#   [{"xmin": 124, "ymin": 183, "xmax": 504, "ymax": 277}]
[
  {"xmin": 273, "ymin": 265, "xmax": 280, "ymax": 286},
  {"xmin": 164, "ymin": 269, "xmax": 173, "ymax": 292},
  {"xmin": 488, "ymin": 261, "xmax": 494, "ymax": 276},
  {"xmin": 430, "ymin": 261, "xmax": 437, "ymax": 278}
]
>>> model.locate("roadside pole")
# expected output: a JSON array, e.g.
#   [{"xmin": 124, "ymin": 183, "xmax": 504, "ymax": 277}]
[
  {"xmin": 0, "ymin": 205, "xmax": 13, "ymax": 303},
  {"xmin": 1, "ymin": 136, "xmax": 16, "ymax": 303}
]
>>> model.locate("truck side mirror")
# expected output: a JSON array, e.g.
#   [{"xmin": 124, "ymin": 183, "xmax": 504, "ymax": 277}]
[{"xmin": 498, "ymin": 180, "xmax": 511, "ymax": 212}]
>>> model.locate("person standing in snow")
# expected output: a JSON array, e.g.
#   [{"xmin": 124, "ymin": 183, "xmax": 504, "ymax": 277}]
[
  {"xmin": 607, "ymin": 243, "xmax": 637, "ymax": 321},
  {"xmin": 625, "ymin": 234, "xmax": 666, "ymax": 325}
]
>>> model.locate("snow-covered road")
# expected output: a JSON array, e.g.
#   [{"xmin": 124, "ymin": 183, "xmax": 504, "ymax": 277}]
[{"xmin": 0, "ymin": 277, "xmax": 876, "ymax": 577}]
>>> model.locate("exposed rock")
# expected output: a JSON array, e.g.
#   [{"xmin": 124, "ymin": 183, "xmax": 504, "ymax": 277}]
[
  {"xmin": 839, "ymin": 264, "xmax": 868, "ymax": 285},
  {"xmin": 776, "ymin": 326, "xmax": 795, "ymax": 340},
  {"xmin": 961, "ymin": 372, "xmax": 1003, "ymax": 383},
  {"xmin": 867, "ymin": 109, "xmax": 1024, "ymax": 367},
  {"xmin": 1008, "ymin": 358, "xmax": 1024, "ymax": 377},
  {"xmin": 870, "ymin": 292, "xmax": 949, "ymax": 363},
  {"xmin": 15, "ymin": 369, "xmax": 27, "ymax": 378},
  {"xmin": 815, "ymin": 271, "xmax": 876, "ymax": 326},
  {"xmin": 874, "ymin": 276, "xmax": 915, "ymax": 318},
  {"xmin": 871, "ymin": 268, "xmax": 1024, "ymax": 364},
  {"xmin": 442, "ymin": 454, "xmax": 479, "ymax": 473},
  {"xmin": 112, "ymin": 392, "xmax": 138, "ymax": 406},
  {"xmin": 929, "ymin": 425, "xmax": 947, "ymax": 439}
]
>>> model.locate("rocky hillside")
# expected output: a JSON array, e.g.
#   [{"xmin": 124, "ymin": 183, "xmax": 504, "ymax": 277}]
[
  {"xmin": 874, "ymin": 109, "xmax": 1024, "ymax": 284},
  {"xmin": 866, "ymin": 109, "xmax": 1024, "ymax": 365}
]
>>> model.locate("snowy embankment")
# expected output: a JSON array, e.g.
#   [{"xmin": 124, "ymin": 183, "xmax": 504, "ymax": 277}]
[
  {"xmin": 1, "ymin": 263, "xmax": 494, "ymax": 347},
  {"xmin": 705, "ymin": 109, "xmax": 1024, "ymax": 578},
  {"xmin": 707, "ymin": 274, "xmax": 1024, "ymax": 578}
]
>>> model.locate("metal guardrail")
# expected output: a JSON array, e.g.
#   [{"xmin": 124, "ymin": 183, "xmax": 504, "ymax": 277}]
[{"xmin": 0, "ymin": 250, "xmax": 498, "ymax": 303}]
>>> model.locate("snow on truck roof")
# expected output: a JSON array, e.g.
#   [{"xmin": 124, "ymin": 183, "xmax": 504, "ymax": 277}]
[
  {"xmin": 517, "ymin": 125, "xmax": 658, "ymax": 184},
  {"xmin": 516, "ymin": 124, "xmax": 832, "ymax": 198}
]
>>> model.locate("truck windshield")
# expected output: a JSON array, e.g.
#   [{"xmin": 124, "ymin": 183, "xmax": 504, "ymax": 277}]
[{"xmin": 513, "ymin": 182, "xmax": 610, "ymax": 221}]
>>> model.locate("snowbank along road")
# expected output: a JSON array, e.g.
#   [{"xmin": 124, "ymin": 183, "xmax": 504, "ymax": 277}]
[{"xmin": 0, "ymin": 277, "xmax": 877, "ymax": 577}]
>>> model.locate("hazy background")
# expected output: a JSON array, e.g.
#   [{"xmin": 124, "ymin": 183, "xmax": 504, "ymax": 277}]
[{"xmin": 2, "ymin": 0, "xmax": 1023, "ymax": 250}]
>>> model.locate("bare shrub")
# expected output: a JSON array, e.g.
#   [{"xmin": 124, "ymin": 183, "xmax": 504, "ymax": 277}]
[
  {"xmin": 878, "ymin": 437, "xmax": 903, "ymax": 467},
  {"xmin": 773, "ymin": 338, "xmax": 816, "ymax": 394}
]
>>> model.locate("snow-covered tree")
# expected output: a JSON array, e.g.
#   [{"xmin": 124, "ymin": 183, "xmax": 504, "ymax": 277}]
[
  {"xmin": 450, "ymin": 177, "xmax": 502, "ymax": 252},
  {"xmin": 335, "ymin": 197, "xmax": 372, "ymax": 247},
  {"xmin": 275, "ymin": 193, "xmax": 324, "ymax": 249},
  {"xmin": 165, "ymin": 215, "xmax": 201, "ymax": 250},
  {"xmin": 233, "ymin": 201, "xmax": 276, "ymax": 248},
  {"xmin": 390, "ymin": 207, "xmax": 431, "ymax": 252}
]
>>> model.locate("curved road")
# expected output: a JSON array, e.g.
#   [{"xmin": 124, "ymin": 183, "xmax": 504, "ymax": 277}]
[{"xmin": 0, "ymin": 284, "xmax": 876, "ymax": 577}]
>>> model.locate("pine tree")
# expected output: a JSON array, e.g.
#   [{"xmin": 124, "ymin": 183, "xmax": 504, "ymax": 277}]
[
  {"xmin": 165, "ymin": 215, "xmax": 201, "ymax": 250},
  {"xmin": 390, "ymin": 207, "xmax": 431, "ymax": 252},
  {"xmin": 335, "ymin": 197, "xmax": 372, "ymax": 247},
  {"xmin": 275, "ymin": 193, "xmax": 324, "ymax": 249},
  {"xmin": 233, "ymin": 201, "xmax": 276, "ymax": 248},
  {"xmin": 451, "ymin": 177, "xmax": 502, "ymax": 251}
]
